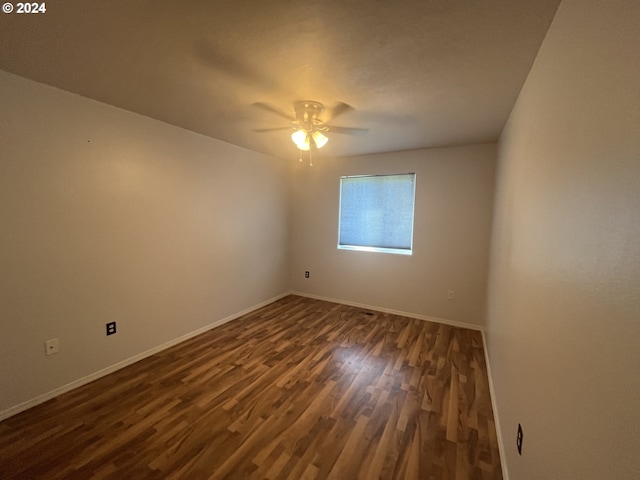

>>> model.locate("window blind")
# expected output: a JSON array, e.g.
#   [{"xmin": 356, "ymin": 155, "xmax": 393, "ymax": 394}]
[{"xmin": 338, "ymin": 173, "xmax": 416, "ymax": 254}]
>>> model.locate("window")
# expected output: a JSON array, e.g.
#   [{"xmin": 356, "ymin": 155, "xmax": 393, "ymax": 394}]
[{"xmin": 338, "ymin": 173, "xmax": 416, "ymax": 255}]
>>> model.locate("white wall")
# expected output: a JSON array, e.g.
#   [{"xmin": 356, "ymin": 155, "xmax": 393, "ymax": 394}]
[
  {"xmin": 290, "ymin": 145, "xmax": 496, "ymax": 326},
  {"xmin": 0, "ymin": 71, "xmax": 290, "ymax": 415},
  {"xmin": 486, "ymin": 0, "xmax": 640, "ymax": 478}
]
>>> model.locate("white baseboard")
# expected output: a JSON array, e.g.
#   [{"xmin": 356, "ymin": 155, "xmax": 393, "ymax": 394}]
[
  {"xmin": 482, "ymin": 330, "xmax": 509, "ymax": 479},
  {"xmin": 0, "ymin": 292, "xmax": 290, "ymax": 422},
  {"xmin": 290, "ymin": 291, "xmax": 484, "ymax": 331}
]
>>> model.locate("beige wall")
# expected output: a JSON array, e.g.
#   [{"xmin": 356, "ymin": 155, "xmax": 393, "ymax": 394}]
[
  {"xmin": 0, "ymin": 71, "xmax": 290, "ymax": 414},
  {"xmin": 289, "ymin": 145, "xmax": 496, "ymax": 326},
  {"xmin": 486, "ymin": 0, "xmax": 640, "ymax": 478}
]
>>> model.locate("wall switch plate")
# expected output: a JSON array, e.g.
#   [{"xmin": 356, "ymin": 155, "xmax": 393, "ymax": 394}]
[
  {"xmin": 305, "ymin": 271, "xmax": 310, "ymax": 278},
  {"xmin": 517, "ymin": 424, "xmax": 523, "ymax": 455},
  {"xmin": 448, "ymin": 290, "xmax": 455, "ymax": 300},
  {"xmin": 106, "ymin": 322, "xmax": 116, "ymax": 336},
  {"xmin": 45, "ymin": 338, "xmax": 59, "ymax": 356}
]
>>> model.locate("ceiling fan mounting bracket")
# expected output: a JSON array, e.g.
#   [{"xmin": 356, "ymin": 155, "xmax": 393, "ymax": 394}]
[{"xmin": 294, "ymin": 100, "xmax": 324, "ymax": 122}]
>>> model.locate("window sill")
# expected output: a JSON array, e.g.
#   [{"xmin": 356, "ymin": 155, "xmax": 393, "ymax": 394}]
[{"xmin": 337, "ymin": 245, "xmax": 413, "ymax": 256}]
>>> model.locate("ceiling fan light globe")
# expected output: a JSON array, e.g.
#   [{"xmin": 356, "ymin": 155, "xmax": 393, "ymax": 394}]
[
  {"xmin": 292, "ymin": 128, "xmax": 311, "ymax": 151},
  {"xmin": 312, "ymin": 131, "xmax": 328, "ymax": 149},
  {"xmin": 297, "ymin": 140, "xmax": 311, "ymax": 151},
  {"xmin": 291, "ymin": 128, "xmax": 308, "ymax": 147}
]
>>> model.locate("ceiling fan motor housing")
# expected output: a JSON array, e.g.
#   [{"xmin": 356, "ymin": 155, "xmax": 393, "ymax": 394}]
[{"xmin": 294, "ymin": 101, "xmax": 324, "ymax": 124}]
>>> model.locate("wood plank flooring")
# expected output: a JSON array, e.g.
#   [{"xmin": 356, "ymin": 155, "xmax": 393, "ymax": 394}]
[{"xmin": 0, "ymin": 295, "xmax": 503, "ymax": 479}]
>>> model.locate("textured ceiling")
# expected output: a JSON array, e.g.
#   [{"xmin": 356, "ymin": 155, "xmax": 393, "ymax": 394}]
[{"xmin": 0, "ymin": 0, "xmax": 560, "ymax": 159}]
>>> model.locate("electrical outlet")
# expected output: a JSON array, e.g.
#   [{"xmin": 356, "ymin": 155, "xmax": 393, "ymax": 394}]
[
  {"xmin": 517, "ymin": 424, "xmax": 523, "ymax": 455},
  {"xmin": 305, "ymin": 271, "xmax": 310, "ymax": 278},
  {"xmin": 106, "ymin": 322, "xmax": 116, "ymax": 336},
  {"xmin": 448, "ymin": 290, "xmax": 455, "ymax": 300},
  {"xmin": 45, "ymin": 338, "xmax": 59, "ymax": 356}
]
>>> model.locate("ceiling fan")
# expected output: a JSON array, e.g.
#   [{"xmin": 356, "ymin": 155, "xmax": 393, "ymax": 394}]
[{"xmin": 253, "ymin": 101, "xmax": 367, "ymax": 163}]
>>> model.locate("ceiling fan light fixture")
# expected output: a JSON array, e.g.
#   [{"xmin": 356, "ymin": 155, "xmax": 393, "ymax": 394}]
[
  {"xmin": 258, "ymin": 101, "xmax": 358, "ymax": 158},
  {"xmin": 312, "ymin": 130, "xmax": 328, "ymax": 149}
]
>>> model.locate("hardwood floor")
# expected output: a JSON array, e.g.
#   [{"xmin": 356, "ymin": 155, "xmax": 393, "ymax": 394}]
[{"xmin": 0, "ymin": 295, "xmax": 503, "ymax": 479}]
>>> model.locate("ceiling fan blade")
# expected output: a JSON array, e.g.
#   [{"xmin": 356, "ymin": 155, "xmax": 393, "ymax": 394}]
[
  {"xmin": 326, "ymin": 102, "xmax": 354, "ymax": 121},
  {"xmin": 326, "ymin": 125, "xmax": 368, "ymax": 135},
  {"xmin": 252, "ymin": 102, "xmax": 295, "ymax": 122},
  {"xmin": 254, "ymin": 127, "xmax": 293, "ymax": 132},
  {"xmin": 196, "ymin": 42, "xmax": 287, "ymax": 95}
]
